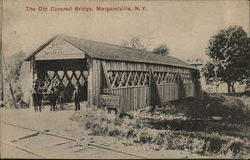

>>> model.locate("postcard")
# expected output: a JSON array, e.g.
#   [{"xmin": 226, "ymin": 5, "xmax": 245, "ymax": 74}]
[{"xmin": 0, "ymin": 0, "xmax": 249, "ymax": 159}]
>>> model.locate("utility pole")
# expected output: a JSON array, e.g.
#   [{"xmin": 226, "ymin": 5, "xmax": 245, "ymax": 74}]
[
  {"xmin": 0, "ymin": 50, "xmax": 3, "ymax": 103},
  {"xmin": 0, "ymin": 0, "xmax": 3, "ymax": 103}
]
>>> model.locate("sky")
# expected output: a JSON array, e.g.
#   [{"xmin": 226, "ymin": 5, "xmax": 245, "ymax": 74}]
[{"xmin": 2, "ymin": 0, "xmax": 250, "ymax": 61}]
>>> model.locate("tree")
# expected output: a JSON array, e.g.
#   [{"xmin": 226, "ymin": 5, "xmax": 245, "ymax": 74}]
[
  {"xmin": 121, "ymin": 37, "xmax": 170, "ymax": 56},
  {"xmin": 244, "ymin": 65, "xmax": 250, "ymax": 90},
  {"xmin": 202, "ymin": 26, "xmax": 250, "ymax": 94},
  {"xmin": 152, "ymin": 44, "xmax": 169, "ymax": 55},
  {"xmin": 121, "ymin": 36, "xmax": 147, "ymax": 51},
  {"xmin": 242, "ymin": 38, "xmax": 250, "ymax": 90},
  {"xmin": 8, "ymin": 51, "xmax": 26, "ymax": 83},
  {"xmin": 202, "ymin": 60, "xmax": 221, "ymax": 93},
  {"xmin": 4, "ymin": 51, "xmax": 27, "ymax": 106}
]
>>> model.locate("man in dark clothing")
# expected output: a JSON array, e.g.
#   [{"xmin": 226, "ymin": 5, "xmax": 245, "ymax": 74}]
[
  {"xmin": 50, "ymin": 87, "xmax": 58, "ymax": 111},
  {"xmin": 36, "ymin": 92, "xmax": 43, "ymax": 112},
  {"xmin": 57, "ymin": 83, "xmax": 65, "ymax": 110},
  {"xmin": 73, "ymin": 85, "xmax": 80, "ymax": 111},
  {"xmin": 32, "ymin": 78, "xmax": 42, "ymax": 112},
  {"xmin": 32, "ymin": 93, "xmax": 38, "ymax": 112},
  {"xmin": 58, "ymin": 90, "xmax": 64, "ymax": 110}
]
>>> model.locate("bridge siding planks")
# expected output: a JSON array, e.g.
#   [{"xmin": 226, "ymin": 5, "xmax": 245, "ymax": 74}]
[{"xmin": 90, "ymin": 59, "xmax": 200, "ymax": 113}]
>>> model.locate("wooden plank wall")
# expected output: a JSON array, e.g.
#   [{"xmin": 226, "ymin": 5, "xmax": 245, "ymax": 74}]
[
  {"xmin": 113, "ymin": 86, "xmax": 150, "ymax": 113},
  {"xmin": 94, "ymin": 60, "xmax": 197, "ymax": 112},
  {"xmin": 157, "ymin": 83, "xmax": 195, "ymax": 104},
  {"xmin": 88, "ymin": 59, "xmax": 102, "ymax": 106}
]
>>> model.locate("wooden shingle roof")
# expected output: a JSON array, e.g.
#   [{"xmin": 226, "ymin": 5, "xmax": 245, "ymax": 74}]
[{"xmin": 25, "ymin": 34, "xmax": 195, "ymax": 69}]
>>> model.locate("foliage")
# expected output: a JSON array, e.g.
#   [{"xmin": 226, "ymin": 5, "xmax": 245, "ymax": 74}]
[
  {"xmin": 70, "ymin": 94, "xmax": 250, "ymax": 158},
  {"xmin": 4, "ymin": 51, "xmax": 27, "ymax": 106},
  {"xmin": 70, "ymin": 106, "xmax": 141, "ymax": 137},
  {"xmin": 130, "ymin": 93, "xmax": 249, "ymax": 124},
  {"xmin": 171, "ymin": 93, "xmax": 249, "ymax": 122},
  {"xmin": 19, "ymin": 61, "xmax": 32, "ymax": 102},
  {"xmin": 243, "ymin": 38, "xmax": 250, "ymax": 88},
  {"xmin": 202, "ymin": 26, "xmax": 250, "ymax": 94},
  {"xmin": 121, "ymin": 37, "xmax": 170, "ymax": 57},
  {"xmin": 134, "ymin": 129, "xmax": 250, "ymax": 158},
  {"xmin": 152, "ymin": 44, "xmax": 170, "ymax": 55},
  {"xmin": 121, "ymin": 36, "xmax": 147, "ymax": 51},
  {"xmin": 6, "ymin": 51, "xmax": 26, "ymax": 83}
]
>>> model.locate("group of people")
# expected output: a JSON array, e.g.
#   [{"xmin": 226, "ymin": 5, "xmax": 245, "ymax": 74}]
[
  {"xmin": 32, "ymin": 77, "xmax": 64, "ymax": 112},
  {"xmin": 49, "ymin": 85, "xmax": 65, "ymax": 111},
  {"xmin": 32, "ymin": 76, "xmax": 81, "ymax": 112}
]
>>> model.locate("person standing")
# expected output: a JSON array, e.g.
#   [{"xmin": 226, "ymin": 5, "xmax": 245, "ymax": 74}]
[
  {"xmin": 73, "ymin": 85, "xmax": 80, "ymax": 111},
  {"xmin": 32, "ymin": 77, "xmax": 42, "ymax": 112},
  {"xmin": 50, "ymin": 87, "xmax": 58, "ymax": 111},
  {"xmin": 57, "ymin": 83, "xmax": 64, "ymax": 110},
  {"xmin": 58, "ymin": 90, "xmax": 64, "ymax": 110}
]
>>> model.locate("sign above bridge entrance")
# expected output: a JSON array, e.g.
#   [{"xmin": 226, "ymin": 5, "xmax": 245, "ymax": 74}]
[{"xmin": 35, "ymin": 37, "xmax": 85, "ymax": 60}]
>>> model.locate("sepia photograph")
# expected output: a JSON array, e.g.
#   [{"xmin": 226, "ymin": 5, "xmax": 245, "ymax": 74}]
[{"xmin": 0, "ymin": 0, "xmax": 249, "ymax": 159}]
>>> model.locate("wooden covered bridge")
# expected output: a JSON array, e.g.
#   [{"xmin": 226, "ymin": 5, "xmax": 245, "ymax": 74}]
[{"xmin": 25, "ymin": 35, "xmax": 201, "ymax": 113}]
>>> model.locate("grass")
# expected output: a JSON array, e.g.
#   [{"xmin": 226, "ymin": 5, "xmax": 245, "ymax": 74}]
[
  {"xmin": 70, "ymin": 106, "xmax": 141, "ymax": 137},
  {"xmin": 70, "ymin": 93, "xmax": 250, "ymax": 158},
  {"xmin": 159, "ymin": 92, "xmax": 250, "ymax": 122}
]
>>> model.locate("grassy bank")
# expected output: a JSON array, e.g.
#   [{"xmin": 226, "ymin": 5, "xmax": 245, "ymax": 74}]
[{"xmin": 70, "ymin": 93, "xmax": 250, "ymax": 158}]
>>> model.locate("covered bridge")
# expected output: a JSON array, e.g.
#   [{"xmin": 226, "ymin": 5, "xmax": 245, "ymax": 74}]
[{"xmin": 25, "ymin": 35, "xmax": 201, "ymax": 113}]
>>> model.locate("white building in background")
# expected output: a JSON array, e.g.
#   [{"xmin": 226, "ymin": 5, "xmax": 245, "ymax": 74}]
[
  {"xmin": 188, "ymin": 62, "xmax": 206, "ymax": 71},
  {"xmin": 186, "ymin": 61, "xmax": 208, "ymax": 91}
]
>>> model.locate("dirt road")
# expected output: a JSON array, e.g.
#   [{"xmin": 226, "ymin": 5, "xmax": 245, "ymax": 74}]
[{"xmin": 1, "ymin": 106, "xmax": 145, "ymax": 159}]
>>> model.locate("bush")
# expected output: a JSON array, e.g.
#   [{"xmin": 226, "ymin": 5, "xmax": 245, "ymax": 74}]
[{"xmin": 70, "ymin": 105, "xmax": 139, "ymax": 137}]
